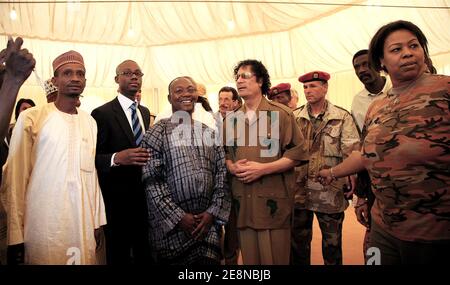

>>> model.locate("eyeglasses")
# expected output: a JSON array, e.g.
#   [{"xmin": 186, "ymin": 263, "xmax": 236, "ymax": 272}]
[
  {"xmin": 117, "ymin": 71, "xmax": 144, "ymax": 78},
  {"xmin": 235, "ymin": 71, "xmax": 254, "ymax": 81},
  {"xmin": 173, "ymin": 87, "xmax": 197, "ymax": 96}
]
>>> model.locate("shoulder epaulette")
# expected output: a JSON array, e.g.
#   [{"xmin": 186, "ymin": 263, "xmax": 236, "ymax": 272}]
[{"xmin": 334, "ymin": 105, "xmax": 352, "ymax": 115}]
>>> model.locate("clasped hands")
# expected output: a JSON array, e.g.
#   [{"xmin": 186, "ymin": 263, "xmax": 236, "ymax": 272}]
[
  {"xmin": 179, "ymin": 212, "xmax": 214, "ymax": 241},
  {"xmin": 230, "ymin": 159, "xmax": 266, "ymax": 184}
]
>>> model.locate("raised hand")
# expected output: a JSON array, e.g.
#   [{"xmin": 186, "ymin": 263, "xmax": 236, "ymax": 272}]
[
  {"xmin": 2, "ymin": 36, "xmax": 35, "ymax": 84},
  {"xmin": 0, "ymin": 37, "xmax": 36, "ymax": 141}
]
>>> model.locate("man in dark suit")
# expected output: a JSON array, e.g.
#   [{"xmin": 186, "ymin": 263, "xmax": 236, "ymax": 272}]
[{"xmin": 91, "ymin": 60, "xmax": 152, "ymax": 264}]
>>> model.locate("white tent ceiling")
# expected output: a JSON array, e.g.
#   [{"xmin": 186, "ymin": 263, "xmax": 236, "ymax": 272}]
[
  {"xmin": 1, "ymin": 0, "xmax": 450, "ymax": 113},
  {"xmin": 2, "ymin": 0, "xmax": 366, "ymax": 46}
]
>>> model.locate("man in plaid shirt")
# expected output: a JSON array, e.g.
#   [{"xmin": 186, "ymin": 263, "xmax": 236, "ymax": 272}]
[{"xmin": 141, "ymin": 76, "xmax": 231, "ymax": 265}]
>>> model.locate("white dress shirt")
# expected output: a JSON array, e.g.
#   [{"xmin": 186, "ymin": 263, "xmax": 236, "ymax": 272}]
[
  {"xmin": 111, "ymin": 93, "xmax": 146, "ymax": 166},
  {"xmin": 117, "ymin": 93, "xmax": 145, "ymax": 131}
]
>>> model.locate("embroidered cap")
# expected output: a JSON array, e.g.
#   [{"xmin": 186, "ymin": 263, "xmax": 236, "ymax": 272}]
[
  {"xmin": 52, "ymin": 50, "xmax": 85, "ymax": 73},
  {"xmin": 44, "ymin": 78, "xmax": 58, "ymax": 96}
]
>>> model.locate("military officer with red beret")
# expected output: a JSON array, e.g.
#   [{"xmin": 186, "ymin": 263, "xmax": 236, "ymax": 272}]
[
  {"xmin": 291, "ymin": 70, "xmax": 360, "ymax": 265},
  {"xmin": 268, "ymin": 83, "xmax": 291, "ymax": 107}
]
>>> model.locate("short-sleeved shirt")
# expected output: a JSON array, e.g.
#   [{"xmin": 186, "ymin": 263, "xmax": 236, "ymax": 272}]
[
  {"xmin": 362, "ymin": 73, "xmax": 450, "ymax": 242},
  {"xmin": 223, "ymin": 97, "xmax": 308, "ymax": 229}
]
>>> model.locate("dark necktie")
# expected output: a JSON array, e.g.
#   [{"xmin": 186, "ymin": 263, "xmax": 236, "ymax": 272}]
[{"xmin": 130, "ymin": 102, "xmax": 143, "ymax": 146}]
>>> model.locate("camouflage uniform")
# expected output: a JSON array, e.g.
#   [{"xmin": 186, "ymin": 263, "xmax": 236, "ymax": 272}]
[
  {"xmin": 224, "ymin": 97, "xmax": 308, "ymax": 264},
  {"xmin": 362, "ymin": 73, "xmax": 450, "ymax": 253},
  {"xmin": 292, "ymin": 100, "xmax": 360, "ymax": 265}
]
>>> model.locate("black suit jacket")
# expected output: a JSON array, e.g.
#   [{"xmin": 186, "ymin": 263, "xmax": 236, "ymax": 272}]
[{"xmin": 91, "ymin": 97, "xmax": 150, "ymax": 224}]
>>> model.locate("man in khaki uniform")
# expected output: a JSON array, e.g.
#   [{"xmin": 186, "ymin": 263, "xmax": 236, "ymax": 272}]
[
  {"xmin": 292, "ymin": 71, "xmax": 360, "ymax": 265},
  {"xmin": 223, "ymin": 59, "xmax": 308, "ymax": 265}
]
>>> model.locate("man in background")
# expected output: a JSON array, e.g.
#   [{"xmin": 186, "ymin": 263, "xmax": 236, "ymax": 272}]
[
  {"xmin": 218, "ymin": 86, "xmax": 240, "ymax": 119},
  {"xmin": 351, "ymin": 49, "xmax": 391, "ymax": 262},
  {"xmin": 216, "ymin": 85, "xmax": 241, "ymax": 264},
  {"xmin": 44, "ymin": 78, "xmax": 58, "ymax": 103},
  {"xmin": 268, "ymin": 83, "xmax": 291, "ymax": 107}
]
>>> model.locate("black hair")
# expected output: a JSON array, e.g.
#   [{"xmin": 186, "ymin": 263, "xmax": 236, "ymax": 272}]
[
  {"xmin": 167, "ymin": 76, "xmax": 197, "ymax": 95},
  {"xmin": 352, "ymin": 49, "xmax": 369, "ymax": 64},
  {"xmin": 368, "ymin": 20, "xmax": 429, "ymax": 73},
  {"xmin": 15, "ymin": 98, "xmax": 36, "ymax": 120},
  {"xmin": 425, "ymin": 56, "xmax": 437, "ymax": 74},
  {"xmin": 218, "ymin": 86, "xmax": 240, "ymax": 101},
  {"xmin": 233, "ymin": 59, "xmax": 271, "ymax": 95}
]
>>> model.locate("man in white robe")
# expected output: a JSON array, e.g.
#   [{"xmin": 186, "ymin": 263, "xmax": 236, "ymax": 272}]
[{"xmin": 1, "ymin": 50, "xmax": 106, "ymax": 265}]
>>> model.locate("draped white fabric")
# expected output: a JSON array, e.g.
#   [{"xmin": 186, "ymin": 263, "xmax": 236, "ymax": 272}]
[{"xmin": 1, "ymin": 0, "xmax": 449, "ymax": 115}]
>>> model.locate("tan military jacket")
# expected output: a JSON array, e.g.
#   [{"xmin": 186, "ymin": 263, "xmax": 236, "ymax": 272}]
[
  {"xmin": 224, "ymin": 97, "xmax": 308, "ymax": 229},
  {"xmin": 293, "ymin": 101, "xmax": 360, "ymax": 213}
]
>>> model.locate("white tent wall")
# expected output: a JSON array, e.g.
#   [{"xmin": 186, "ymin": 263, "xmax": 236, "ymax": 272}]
[
  {"xmin": 147, "ymin": 1, "xmax": 450, "ymax": 112},
  {"xmin": 1, "ymin": 0, "xmax": 449, "ymax": 118},
  {"xmin": 0, "ymin": 36, "xmax": 159, "ymax": 114}
]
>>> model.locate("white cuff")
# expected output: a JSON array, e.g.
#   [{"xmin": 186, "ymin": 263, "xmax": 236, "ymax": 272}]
[{"xmin": 111, "ymin": 153, "xmax": 119, "ymax": 167}]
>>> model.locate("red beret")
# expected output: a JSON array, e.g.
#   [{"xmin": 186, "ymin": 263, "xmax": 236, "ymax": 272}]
[
  {"xmin": 298, "ymin": 71, "xmax": 330, "ymax": 83},
  {"xmin": 268, "ymin": 82, "xmax": 291, "ymax": 99}
]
